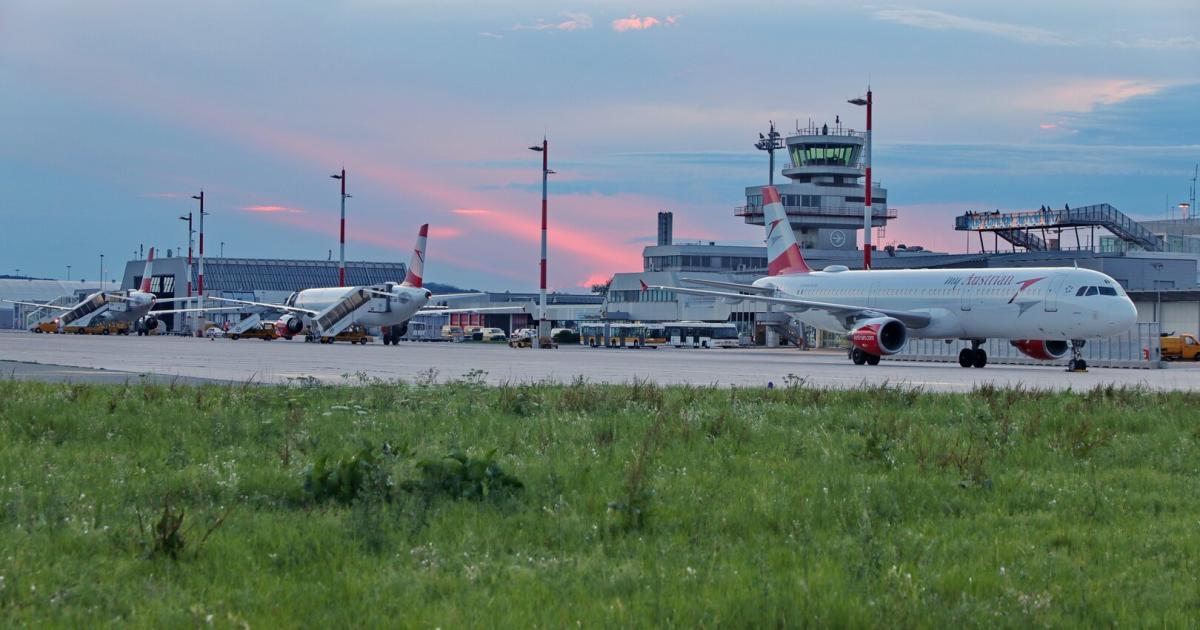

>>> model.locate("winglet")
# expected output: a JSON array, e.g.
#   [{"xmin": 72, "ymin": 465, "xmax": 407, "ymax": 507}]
[
  {"xmin": 401, "ymin": 224, "xmax": 429, "ymax": 288},
  {"xmin": 639, "ymin": 279, "xmax": 649, "ymax": 291},
  {"xmin": 761, "ymin": 186, "xmax": 811, "ymax": 276},
  {"xmin": 139, "ymin": 247, "xmax": 155, "ymax": 293}
]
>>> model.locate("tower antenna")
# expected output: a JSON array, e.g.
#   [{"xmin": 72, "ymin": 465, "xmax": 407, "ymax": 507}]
[{"xmin": 754, "ymin": 120, "xmax": 784, "ymax": 186}]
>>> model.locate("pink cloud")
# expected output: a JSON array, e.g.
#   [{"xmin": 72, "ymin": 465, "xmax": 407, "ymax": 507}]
[
  {"xmin": 453, "ymin": 208, "xmax": 492, "ymax": 215},
  {"xmin": 1038, "ymin": 123, "xmax": 1058, "ymax": 129},
  {"xmin": 612, "ymin": 14, "xmax": 679, "ymax": 32},
  {"xmin": 241, "ymin": 205, "xmax": 303, "ymax": 213}
]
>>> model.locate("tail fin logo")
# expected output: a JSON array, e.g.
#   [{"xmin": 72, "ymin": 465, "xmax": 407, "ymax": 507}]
[
  {"xmin": 139, "ymin": 248, "xmax": 156, "ymax": 293},
  {"xmin": 402, "ymin": 224, "xmax": 429, "ymax": 288}
]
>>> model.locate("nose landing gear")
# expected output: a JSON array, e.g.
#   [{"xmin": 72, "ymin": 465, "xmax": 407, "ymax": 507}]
[
  {"xmin": 957, "ymin": 340, "xmax": 988, "ymax": 368},
  {"xmin": 1067, "ymin": 340, "xmax": 1088, "ymax": 372}
]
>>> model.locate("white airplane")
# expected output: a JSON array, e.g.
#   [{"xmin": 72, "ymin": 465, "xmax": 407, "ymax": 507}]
[
  {"xmin": 213, "ymin": 223, "xmax": 523, "ymax": 344},
  {"xmin": 5, "ymin": 248, "xmax": 236, "ymax": 333},
  {"xmin": 648, "ymin": 186, "xmax": 1138, "ymax": 370}
]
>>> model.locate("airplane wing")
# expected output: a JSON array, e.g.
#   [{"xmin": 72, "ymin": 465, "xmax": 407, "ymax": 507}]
[
  {"xmin": 2, "ymin": 299, "xmax": 73, "ymax": 310},
  {"xmin": 679, "ymin": 278, "xmax": 775, "ymax": 295},
  {"xmin": 418, "ymin": 305, "xmax": 527, "ymax": 315},
  {"xmin": 208, "ymin": 296, "xmax": 320, "ymax": 316},
  {"xmin": 429, "ymin": 292, "xmax": 485, "ymax": 300},
  {"xmin": 151, "ymin": 306, "xmax": 248, "ymax": 315},
  {"xmin": 650, "ymin": 284, "xmax": 932, "ymax": 329}
]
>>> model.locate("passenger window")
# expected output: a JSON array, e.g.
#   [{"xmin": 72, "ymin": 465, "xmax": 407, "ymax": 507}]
[{"xmin": 1085, "ymin": 287, "xmax": 1098, "ymax": 296}]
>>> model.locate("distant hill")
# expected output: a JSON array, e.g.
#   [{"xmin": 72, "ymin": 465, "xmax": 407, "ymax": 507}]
[{"xmin": 425, "ymin": 282, "xmax": 476, "ymax": 295}]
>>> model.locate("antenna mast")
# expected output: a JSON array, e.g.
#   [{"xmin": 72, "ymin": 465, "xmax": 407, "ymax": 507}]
[{"xmin": 754, "ymin": 121, "xmax": 784, "ymax": 186}]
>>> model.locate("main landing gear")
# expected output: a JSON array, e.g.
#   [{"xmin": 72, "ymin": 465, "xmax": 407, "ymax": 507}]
[
  {"xmin": 1067, "ymin": 340, "xmax": 1088, "ymax": 372},
  {"xmin": 957, "ymin": 340, "xmax": 988, "ymax": 368},
  {"xmin": 849, "ymin": 347, "xmax": 881, "ymax": 366}
]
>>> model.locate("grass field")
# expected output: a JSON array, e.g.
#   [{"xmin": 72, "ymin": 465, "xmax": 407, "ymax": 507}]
[{"xmin": 1, "ymin": 376, "xmax": 1197, "ymax": 626}]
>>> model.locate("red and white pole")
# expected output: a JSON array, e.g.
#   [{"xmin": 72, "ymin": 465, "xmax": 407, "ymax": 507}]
[
  {"xmin": 863, "ymin": 89, "xmax": 873, "ymax": 270},
  {"xmin": 197, "ymin": 190, "xmax": 206, "ymax": 297},
  {"xmin": 339, "ymin": 169, "xmax": 347, "ymax": 287},
  {"xmin": 539, "ymin": 138, "xmax": 548, "ymax": 326}
]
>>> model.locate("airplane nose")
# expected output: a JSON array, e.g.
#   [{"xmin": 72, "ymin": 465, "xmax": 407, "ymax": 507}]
[{"xmin": 1113, "ymin": 298, "xmax": 1138, "ymax": 333}]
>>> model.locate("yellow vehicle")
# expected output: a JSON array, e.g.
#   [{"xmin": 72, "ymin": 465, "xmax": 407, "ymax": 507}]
[
  {"xmin": 309, "ymin": 323, "xmax": 374, "ymax": 345},
  {"xmin": 63, "ymin": 321, "xmax": 130, "ymax": 335},
  {"xmin": 579, "ymin": 322, "xmax": 664, "ymax": 348},
  {"xmin": 31, "ymin": 321, "xmax": 59, "ymax": 334},
  {"xmin": 1161, "ymin": 333, "xmax": 1200, "ymax": 361},
  {"xmin": 229, "ymin": 322, "xmax": 280, "ymax": 341}
]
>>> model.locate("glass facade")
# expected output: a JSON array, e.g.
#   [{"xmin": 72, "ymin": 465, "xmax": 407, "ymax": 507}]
[
  {"xmin": 643, "ymin": 255, "xmax": 767, "ymax": 272},
  {"xmin": 608, "ymin": 289, "xmax": 677, "ymax": 303},
  {"xmin": 200, "ymin": 260, "xmax": 407, "ymax": 292}
]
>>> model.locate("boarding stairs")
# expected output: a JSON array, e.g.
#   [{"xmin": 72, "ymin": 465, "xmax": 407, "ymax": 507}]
[
  {"xmin": 758, "ymin": 312, "xmax": 810, "ymax": 348},
  {"xmin": 310, "ymin": 287, "xmax": 394, "ymax": 338},
  {"xmin": 228, "ymin": 313, "xmax": 264, "ymax": 336},
  {"xmin": 59, "ymin": 293, "xmax": 113, "ymax": 327},
  {"xmin": 24, "ymin": 295, "xmax": 79, "ymax": 329}
]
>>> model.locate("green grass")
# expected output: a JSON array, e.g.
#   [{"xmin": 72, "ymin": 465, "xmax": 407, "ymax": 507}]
[{"xmin": 1, "ymin": 377, "xmax": 1198, "ymax": 627}]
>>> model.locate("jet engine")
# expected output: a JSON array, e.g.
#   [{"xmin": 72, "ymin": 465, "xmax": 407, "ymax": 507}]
[
  {"xmin": 849, "ymin": 317, "xmax": 909, "ymax": 356},
  {"xmin": 1010, "ymin": 339, "xmax": 1070, "ymax": 361},
  {"xmin": 275, "ymin": 314, "xmax": 304, "ymax": 339}
]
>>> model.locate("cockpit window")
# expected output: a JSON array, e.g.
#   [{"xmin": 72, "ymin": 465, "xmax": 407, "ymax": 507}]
[
  {"xmin": 1076, "ymin": 287, "xmax": 1088, "ymax": 296},
  {"xmin": 1084, "ymin": 286, "xmax": 1098, "ymax": 296},
  {"xmin": 1098, "ymin": 287, "xmax": 1117, "ymax": 296}
]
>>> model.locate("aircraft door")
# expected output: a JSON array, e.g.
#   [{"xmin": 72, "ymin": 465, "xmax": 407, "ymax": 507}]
[
  {"xmin": 959, "ymin": 285, "xmax": 972, "ymax": 311},
  {"xmin": 868, "ymin": 283, "xmax": 880, "ymax": 308},
  {"xmin": 1044, "ymin": 273, "xmax": 1067, "ymax": 312}
]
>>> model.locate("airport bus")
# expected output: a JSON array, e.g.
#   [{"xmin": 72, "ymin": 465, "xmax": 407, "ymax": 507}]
[
  {"xmin": 662, "ymin": 321, "xmax": 739, "ymax": 348},
  {"xmin": 579, "ymin": 322, "xmax": 666, "ymax": 348}
]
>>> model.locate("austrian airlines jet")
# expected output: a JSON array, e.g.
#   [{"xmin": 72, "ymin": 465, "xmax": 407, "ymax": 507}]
[
  {"xmin": 214, "ymin": 224, "xmax": 522, "ymax": 344},
  {"xmin": 649, "ymin": 186, "xmax": 1138, "ymax": 370},
  {"xmin": 5, "ymin": 248, "xmax": 234, "ymax": 332}
]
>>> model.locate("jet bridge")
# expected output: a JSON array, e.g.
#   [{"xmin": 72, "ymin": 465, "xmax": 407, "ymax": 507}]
[{"xmin": 955, "ymin": 203, "xmax": 1166, "ymax": 252}]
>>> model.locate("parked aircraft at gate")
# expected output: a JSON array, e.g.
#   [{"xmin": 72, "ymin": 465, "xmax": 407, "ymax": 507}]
[
  {"xmin": 213, "ymin": 224, "xmax": 523, "ymax": 344},
  {"xmin": 649, "ymin": 186, "xmax": 1138, "ymax": 370},
  {"xmin": 4, "ymin": 248, "xmax": 235, "ymax": 332}
]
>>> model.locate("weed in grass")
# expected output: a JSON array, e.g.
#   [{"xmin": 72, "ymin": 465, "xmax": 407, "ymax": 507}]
[
  {"xmin": 1052, "ymin": 417, "xmax": 1115, "ymax": 458},
  {"xmin": 413, "ymin": 367, "xmax": 440, "ymax": 387},
  {"xmin": 136, "ymin": 494, "xmax": 232, "ymax": 560},
  {"xmin": 402, "ymin": 449, "xmax": 523, "ymax": 501},
  {"xmin": 303, "ymin": 448, "xmax": 392, "ymax": 505},
  {"xmin": 936, "ymin": 438, "xmax": 991, "ymax": 489},
  {"xmin": 608, "ymin": 412, "xmax": 664, "ymax": 533}
]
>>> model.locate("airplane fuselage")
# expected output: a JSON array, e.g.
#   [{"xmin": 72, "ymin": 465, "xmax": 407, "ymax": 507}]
[
  {"xmin": 754, "ymin": 266, "xmax": 1137, "ymax": 341},
  {"xmin": 290, "ymin": 284, "xmax": 431, "ymax": 328}
]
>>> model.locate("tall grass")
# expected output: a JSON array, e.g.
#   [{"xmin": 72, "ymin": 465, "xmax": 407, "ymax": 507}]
[{"xmin": 0, "ymin": 380, "xmax": 1196, "ymax": 626}]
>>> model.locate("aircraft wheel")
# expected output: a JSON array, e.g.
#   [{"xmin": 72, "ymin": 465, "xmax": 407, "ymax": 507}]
[
  {"xmin": 230, "ymin": 333, "xmax": 240, "ymax": 340},
  {"xmin": 865, "ymin": 353, "xmax": 881, "ymax": 366},
  {"xmin": 851, "ymin": 348, "xmax": 868, "ymax": 365},
  {"xmin": 1076, "ymin": 359, "xmax": 1087, "ymax": 371},
  {"xmin": 958, "ymin": 348, "xmax": 974, "ymax": 368},
  {"xmin": 972, "ymin": 349, "xmax": 988, "ymax": 368}
]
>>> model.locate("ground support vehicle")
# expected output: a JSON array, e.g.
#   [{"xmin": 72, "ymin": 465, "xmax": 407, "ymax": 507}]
[
  {"xmin": 1161, "ymin": 333, "xmax": 1200, "ymax": 361},
  {"xmin": 307, "ymin": 323, "xmax": 374, "ymax": 345},
  {"xmin": 63, "ymin": 321, "xmax": 130, "ymax": 335},
  {"xmin": 229, "ymin": 322, "xmax": 280, "ymax": 341}
]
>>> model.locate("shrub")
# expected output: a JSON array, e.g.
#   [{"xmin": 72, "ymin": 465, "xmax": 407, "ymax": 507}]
[
  {"xmin": 402, "ymin": 450, "xmax": 523, "ymax": 501},
  {"xmin": 303, "ymin": 448, "xmax": 392, "ymax": 505}
]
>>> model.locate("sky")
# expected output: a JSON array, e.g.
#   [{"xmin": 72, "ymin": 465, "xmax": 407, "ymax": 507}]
[{"xmin": 1, "ymin": 0, "xmax": 1197, "ymax": 290}]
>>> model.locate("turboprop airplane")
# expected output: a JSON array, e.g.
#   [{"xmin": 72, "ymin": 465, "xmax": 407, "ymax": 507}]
[
  {"xmin": 212, "ymin": 224, "xmax": 524, "ymax": 344},
  {"xmin": 647, "ymin": 186, "xmax": 1137, "ymax": 370},
  {"xmin": 5, "ymin": 248, "xmax": 236, "ymax": 333}
]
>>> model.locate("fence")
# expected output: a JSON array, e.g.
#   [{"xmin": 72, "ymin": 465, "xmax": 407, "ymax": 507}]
[{"xmin": 889, "ymin": 323, "xmax": 1163, "ymax": 369}]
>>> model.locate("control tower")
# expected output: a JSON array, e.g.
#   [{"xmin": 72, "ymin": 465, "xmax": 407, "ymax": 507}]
[{"xmin": 737, "ymin": 121, "xmax": 894, "ymax": 252}]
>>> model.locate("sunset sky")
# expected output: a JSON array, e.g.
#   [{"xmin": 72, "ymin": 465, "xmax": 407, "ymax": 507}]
[{"xmin": 2, "ymin": 1, "xmax": 1197, "ymax": 290}]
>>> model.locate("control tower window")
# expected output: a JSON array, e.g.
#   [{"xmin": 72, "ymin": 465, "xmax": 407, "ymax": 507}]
[{"xmin": 797, "ymin": 145, "xmax": 855, "ymax": 167}]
